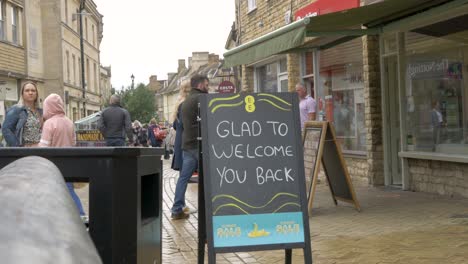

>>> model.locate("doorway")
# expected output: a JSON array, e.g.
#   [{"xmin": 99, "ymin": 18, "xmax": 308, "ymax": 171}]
[{"xmin": 383, "ymin": 56, "xmax": 402, "ymax": 186}]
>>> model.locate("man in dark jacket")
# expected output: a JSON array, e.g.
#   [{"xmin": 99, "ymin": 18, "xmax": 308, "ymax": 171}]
[
  {"xmin": 98, "ymin": 95, "xmax": 133, "ymax": 146},
  {"xmin": 171, "ymin": 74, "xmax": 209, "ymax": 219}
]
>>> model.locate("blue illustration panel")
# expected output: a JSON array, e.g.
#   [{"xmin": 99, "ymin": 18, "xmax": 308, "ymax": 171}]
[{"xmin": 213, "ymin": 212, "xmax": 305, "ymax": 248}]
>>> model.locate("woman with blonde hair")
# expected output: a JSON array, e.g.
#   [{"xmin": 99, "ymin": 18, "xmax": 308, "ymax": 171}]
[
  {"xmin": 2, "ymin": 82, "xmax": 42, "ymax": 147},
  {"xmin": 171, "ymin": 79, "xmax": 191, "ymax": 171}
]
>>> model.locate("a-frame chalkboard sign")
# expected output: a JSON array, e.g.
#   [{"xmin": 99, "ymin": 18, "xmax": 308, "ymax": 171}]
[
  {"xmin": 302, "ymin": 121, "xmax": 360, "ymax": 212},
  {"xmin": 199, "ymin": 93, "xmax": 313, "ymax": 264}
]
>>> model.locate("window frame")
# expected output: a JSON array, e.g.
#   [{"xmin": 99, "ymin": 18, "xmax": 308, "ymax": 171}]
[
  {"xmin": 254, "ymin": 56, "xmax": 289, "ymax": 93},
  {"xmin": 247, "ymin": 0, "xmax": 257, "ymax": 13},
  {"xmin": 11, "ymin": 5, "xmax": 17, "ymax": 44},
  {"xmin": 0, "ymin": 1, "xmax": 4, "ymax": 41}
]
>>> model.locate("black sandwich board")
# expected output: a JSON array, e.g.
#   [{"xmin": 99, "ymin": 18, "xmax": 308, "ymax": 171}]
[
  {"xmin": 302, "ymin": 121, "xmax": 360, "ymax": 212},
  {"xmin": 199, "ymin": 93, "xmax": 313, "ymax": 264}
]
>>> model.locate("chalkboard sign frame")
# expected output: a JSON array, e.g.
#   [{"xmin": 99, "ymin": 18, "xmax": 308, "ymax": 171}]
[
  {"xmin": 303, "ymin": 121, "xmax": 360, "ymax": 212},
  {"xmin": 199, "ymin": 93, "xmax": 312, "ymax": 264}
]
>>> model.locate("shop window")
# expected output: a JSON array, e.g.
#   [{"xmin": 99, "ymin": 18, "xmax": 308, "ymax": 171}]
[
  {"xmin": 319, "ymin": 64, "xmax": 365, "ymax": 153},
  {"xmin": 0, "ymin": 1, "xmax": 4, "ymax": 41},
  {"xmin": 304, "ymin": 52, "xmax": 314, "ymax": 76},
  {"xmin": 405, "ymin": 33, "xmax": 467, "ymax": 154},
  {"xmin": 302, "ymin": 52, "xmax": 315, "ymax": 98},
  {"xmin": 248, "ymin": 0, "xmax": 256, "ymax": 12}
]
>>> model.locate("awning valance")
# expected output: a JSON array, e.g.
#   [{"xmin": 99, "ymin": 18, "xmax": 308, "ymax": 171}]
[{"xmin": 223, "ymin": 0, "xmax": 461, "ymax": 67}]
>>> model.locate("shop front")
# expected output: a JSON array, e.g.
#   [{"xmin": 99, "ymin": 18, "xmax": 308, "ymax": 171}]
[
  {"xmin": 224, "ymin": 0, "xmax": 468, "ymax": 196},
  {"xmin": 0, "ymin": 78, "xmax": 19, "ymax": 123},
  {"xmin": 379, "ymin": 2, "xmax": 468, "ymax": 197}
]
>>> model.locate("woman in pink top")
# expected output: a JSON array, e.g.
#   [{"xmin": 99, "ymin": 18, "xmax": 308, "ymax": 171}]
[{"xmin": 39, "ymin": 94, "xmax": 86, "ymax": 220}]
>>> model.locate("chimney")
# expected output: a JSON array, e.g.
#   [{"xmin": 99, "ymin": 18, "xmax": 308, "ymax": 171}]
[
  {"xmin": 148, "ymin": 75, "xmax": 159, "ymax": 93},
  {"xmin": 178, "ymin": 59, "xmax": 186, "ymax": 73},
  {"xmin": 149, "ymin": 75, "xmax": 158, "ymax": 83},
  {"xmin": 209, "ymin": 53, "xmax": 220, "ymax": 64},
  {"xmin": 167, "ymin": 72, "xmax": 177, "ymax": 82},
  {"xmin": 188, "ymin": 57, "xmax": 192, "ymax": 68},
  {"xmin": 191, "ymin": 52, "xmax": 210, "ymax": 70}
]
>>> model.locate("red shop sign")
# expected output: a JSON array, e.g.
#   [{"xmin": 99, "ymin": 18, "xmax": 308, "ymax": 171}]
[
  {"xmin": 217, "ymin": 80, "xmax": 236, "ymax": 94},
  {"xmin": 294, "ymin": 0, "xmax": 359, "ymax": 20}
]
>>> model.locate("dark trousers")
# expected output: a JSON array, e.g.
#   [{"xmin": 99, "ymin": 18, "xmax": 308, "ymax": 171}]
[{"xmin": 105, "ymin": 138, "xmax": 126, "ymax": 146}]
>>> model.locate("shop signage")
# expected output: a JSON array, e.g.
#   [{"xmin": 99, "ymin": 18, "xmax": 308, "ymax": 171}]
[
  {"xmin": 217, "ymin": 80, "xmax": 236, "ymax": 94},
  {"xmin": 200, "ymin": 93, "xmax": 312, "ymax": 262},
  {"xmin": 302, "ymin": 121, "xmax": 360, "ymax": 211},
  {"xmin": 407, "ymin": 59, "xmax": 462, "ymax": 79},
  {"xmin": 295, "ymin": 0, "xmax": 360, "ymax": 20},
  {"xmin": 76, "ymin": 130, "xmax": 104, "ymax": 142}
]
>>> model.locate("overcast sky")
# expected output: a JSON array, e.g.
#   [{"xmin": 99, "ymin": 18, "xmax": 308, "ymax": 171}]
[{"xmin": 93, "ymin": 0, "xmax": 235, "ymax": 90}]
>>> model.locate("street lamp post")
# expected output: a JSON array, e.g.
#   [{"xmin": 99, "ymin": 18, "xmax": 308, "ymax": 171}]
[
  {"xmin": 131, "ymin": 74, "xmax": 135, "ymax": 89},
  {"xmin": 79, "ymin": 0, "xmax": 86, "ymax": 117}
]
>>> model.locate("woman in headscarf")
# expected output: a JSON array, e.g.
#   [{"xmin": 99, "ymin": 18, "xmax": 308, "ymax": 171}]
[{"xmin": 2, "ymin": 82, "xmax": 42, "ymax": 147}]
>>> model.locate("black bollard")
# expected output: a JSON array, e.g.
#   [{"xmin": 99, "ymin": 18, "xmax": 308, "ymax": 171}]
[
  {"xmin": 164, "ymin": 144, "xmax": 170, "ymax": 160},
  {"xmin": 0, "ymin": 156, "xmax": 102, "ymax": 264}
]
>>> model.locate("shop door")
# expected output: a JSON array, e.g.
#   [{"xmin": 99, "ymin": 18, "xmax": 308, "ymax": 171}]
[{"xmin": 383, "ymin": 56, "xmax": 402, "ymax": 185}]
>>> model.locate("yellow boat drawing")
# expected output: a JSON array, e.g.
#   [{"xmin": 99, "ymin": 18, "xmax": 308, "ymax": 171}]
[{"xmin": 248, "ymin": 223, "xmax": 270, "ymax": 238}]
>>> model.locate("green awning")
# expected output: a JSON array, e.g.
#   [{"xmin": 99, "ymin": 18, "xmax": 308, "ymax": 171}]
[
  {"xmin": 223, "ymin": 0, "xmax": 462, "ymax": 67},
  {"xmin": 223, "ymin": 18, "xmax": 310, "ymax": 68}
]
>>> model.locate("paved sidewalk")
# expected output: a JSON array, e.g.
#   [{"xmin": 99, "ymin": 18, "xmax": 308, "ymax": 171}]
[{"xmin": 78, "ymin": 159, "xmax": 468, "ymax": 263}]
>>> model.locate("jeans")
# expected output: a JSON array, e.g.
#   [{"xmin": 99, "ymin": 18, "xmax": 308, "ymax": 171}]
[
  {"xmin": 106, "ymin": 138, "xmax": 125, "ymax": 146},
  {"xmin": 67, "ymin": 183, "xmax": 85, "ymax": 216},
  {"xmin": 171, "ymin": 149, "xmax": 198, "ymax": 214}
]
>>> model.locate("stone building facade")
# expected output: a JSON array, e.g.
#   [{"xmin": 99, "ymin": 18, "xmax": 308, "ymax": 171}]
[
  {"xmin": 0, "ymin": 0, "xmax": 105, "ymax": 126},
  {"xmin": 231, "ymin": 0, "xmax": 372, "ymax": 185},
  {"xmin": 0, "ymin": 0, "xmax": 26, "ymax": 122},
  {"xmin": 227, "ymin": 0, "xmax": 468, "ymax": 198},
  {"xmin": 99, "ymin": 65, "xmax": 111, "ymax": 106},
  {"xmin": 154, "ymin": 52, "xmax": 235, "ymax": 125}
]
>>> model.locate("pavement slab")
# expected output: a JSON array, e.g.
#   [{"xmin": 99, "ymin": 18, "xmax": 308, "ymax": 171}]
[{"xmin": 76, "ymin": 158, "xmax": 468, "ymax": 263}]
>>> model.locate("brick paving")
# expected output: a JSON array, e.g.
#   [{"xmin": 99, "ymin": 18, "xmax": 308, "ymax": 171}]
[{"xmin": 77, "ymin": 159, "xmax": 468, "ymax": 263}]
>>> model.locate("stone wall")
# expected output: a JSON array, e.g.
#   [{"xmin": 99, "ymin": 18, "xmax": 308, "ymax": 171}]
[
  {"xmin": 237, "ymin": 0, "xmax": 312, "ymax": 92},
  {"xmin": 362, "ymin": 35, "xmax": 384, "ymax": 185},
  {"xmin": 409, "ymin": 159, "xmax": 468, "ymax": 198}
]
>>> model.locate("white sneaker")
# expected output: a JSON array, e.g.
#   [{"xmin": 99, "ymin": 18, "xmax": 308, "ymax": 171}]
[{"xmin": 183, "ymin": 206, "xmax": 198, "ymax": 214}]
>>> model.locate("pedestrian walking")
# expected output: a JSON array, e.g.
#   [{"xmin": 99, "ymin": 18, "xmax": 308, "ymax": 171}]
[
  {"xmin": 171, "ymin": 74, "xmax": 209, "ymax": 220},
  {"xmin": 296, "ymin": 83, "xmax": 316, "ymax": 129},
  {"xmin": 148, "ymin": 118, "xmax": 165, "ymax": 147},
  {"xmin": 171, "ymin": 79, "xmax": 191, "ymax": 171},
  {"xmin": 132, "ymin": 120, "xmax": 143, "ymax": 146},
  {"xmin": 2, "ymin": 82, "xmax": 43, "ymax": 147},
  {"xmin": 38, "ymin": 93, "xmax": 87, "ymax": 224},
  {"xmin": 98, "ymin": 95, "xmax": 133, "ymax": 146}
]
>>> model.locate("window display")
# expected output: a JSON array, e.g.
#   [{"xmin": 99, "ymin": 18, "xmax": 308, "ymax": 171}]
[
  {"xmin": 405, "ymin": 32, "xmax": 468, "ymax": 155},
  {"xmin": 319, "ymin": 64, "xmax": 365, "ymax": 152}
]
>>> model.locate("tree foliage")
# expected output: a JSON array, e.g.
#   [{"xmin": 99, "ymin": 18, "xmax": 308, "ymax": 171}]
[{"xmin": 118, "ymin": 83, "xmax": 157, "ymax": 124}]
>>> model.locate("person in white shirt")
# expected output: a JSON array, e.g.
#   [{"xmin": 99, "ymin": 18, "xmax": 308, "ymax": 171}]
[{"xmin": 296, "ymin": 83, "xmax": 316, "ymax": 129}]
